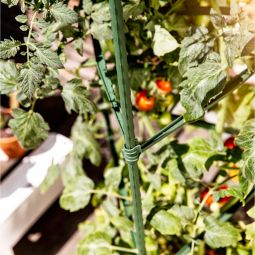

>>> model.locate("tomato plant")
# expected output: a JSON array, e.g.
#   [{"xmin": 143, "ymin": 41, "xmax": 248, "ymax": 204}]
[
  {"xmin": 156, "ymin": 79, "xmax": 172, "ymax": 93},
  {"xmin": 136, "ymin": 90, "xmax": 155, "ymax": 112},
  {"xmin": 1, "ymin": 0, "xmax": 255, "ymax": 254},
  {"xmin": 224, "ymin": 137, "xmax": 236, "ymax": 150}
]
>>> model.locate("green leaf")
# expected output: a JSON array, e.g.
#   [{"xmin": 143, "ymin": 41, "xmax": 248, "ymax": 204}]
[
  {"xmin": 223, "ymin": 84, "xmax": 255, "ymax": 129},
  {"xmin": 214, "ymin": 186, "xmax": 242, "ymax": 202},
  {"xmin": 180, "ymin": 53, "xmax": 227, "ymax": 121},
  {"xmin": 247, "ymin": 206, "xmax": 255, "ymax": 219},
  {"xmin": 168, "ymin": 159, "xmax": 185, "ymax": 184},
  {"xmin": 214, "ymin": 175, "xmax": 252, "ymax": 204},
  {"xmin": 204, "ymin": 217, "xmax": 241, "ymax": 248},
  {"xmin": 245, "ymin": 222, "xmax": 255, "ymax": 241},
  {"xmin": 18, "ymin": 63, "xmax": 45, "ymax": 100},
  {"xmin": 91, "ymin": 2, "xmax": 111, "ymax": 23},
  {"xmin": 104, "ymin": 165, "xmax": 123, "ymax": 190},
  {"xmin": 61, "ymin": 79, "xmax": 97, "ymax": 115},
  {"xmin": 62, "ymin": 154, "xmax": 85, "ymax": 186},
  {"xmin": 40, "ymin": 164, "xmax": 60, "ymax": 193},
  {"xmin": 123, "ymin": 0, "xmax": 145, "ymax": 21},
  {"xmin": 83, "ymin": 0, "xmax": 93, "ymax": 15},
  {"xmin": 210, "ymin": 9, "xmax": 225, "ymax": 29},
  {"xmin": 0, "ymin": 60, "xmax": 18, "ymax": 94},
  {"xmin": 236, "ymin": 119, "xmax": 255, "ymax": 183},
  {"xmin": 35, "ymin": 46, "xmax": 63, "ymax": 69},
  {"xmin": 150, "ymin": 210, "xmax": 181, "ymax": 235},
  {"xmin": 178, "ymin": 27, "xmax": 215, "ymax": 76},
  {"xmin": 15, "ymin": 14, "xmax": 28, "ymax": 23},
  {"xmin": 101, "ymin": 198, "xmax": 120, "ymax": 217},
  {"xmin": 90, "ymin": 22, "xmax": 112, "ymax": 41},
  {"xmin": 129, "ymin": 68, "xmax": 147, "ymax": 90},
  {"xmin": 148, "ymin": 172, "xmax": 161, "ymax": 190},
  {"xmin": 9, "ymin": 109, "xmax": 49, "ymax": 149},
  {"xmin": 1, "ymin": 0, "xmax": 19, "ymax": 7},
  {"xmin": 0, "ymin": 39, "xmax": 21, "ymax": 59},
  {"xmin": 77, "ymin": 232, "xmax": 112, "ymax": 255},
  {"xmin": 71, "ymin": 116, "xmax": 101, "ymax": 166},
  {"xmin": 19, "ymin": 25, "xmax": 29, "ymax": 31},
  {"xmin": 60, "ymin": 175, "xmax": 94, "ymax": 212},
  {"xmin": 50, "ymin": 2, "xmax": 78, "ymax": 24},
  {"xmin": 168, "ymin": 205, "xmax": 195, "ymax": 227},
  {"xmin": 182, "ymin": 137, "xmax": 218, "ymax": 179},
  {"xmin": 153, "ymin": 25, "xmax": 179, "ymax": 57},
  {"xmin": 111, "ymin": 216, "xmax": 133, "ymax": 232}
]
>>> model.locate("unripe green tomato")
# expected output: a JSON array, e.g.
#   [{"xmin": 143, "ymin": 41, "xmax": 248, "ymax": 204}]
[
  {"xmin": 159, "ymin": 112, "xmax": 172, "ymax": 126},
  {"xmin": 161, "ymin": 94, "xmax": 174, "ymax": 107}
]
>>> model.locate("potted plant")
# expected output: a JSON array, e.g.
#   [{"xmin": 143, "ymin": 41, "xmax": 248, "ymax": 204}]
[{"xmin": 0, "ymin": 93, "xmax": 24, "ymax": 159}]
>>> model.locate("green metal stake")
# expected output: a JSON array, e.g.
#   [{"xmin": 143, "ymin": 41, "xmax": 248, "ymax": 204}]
[{"xmin": 109, "ymin": 0, "xmax": 146, "ymax": 254}]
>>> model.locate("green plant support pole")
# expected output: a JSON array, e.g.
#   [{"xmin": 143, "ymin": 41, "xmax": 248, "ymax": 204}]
[{"xmin": 109, "ymin": 0, "xmax": 146, "ymax": 254}]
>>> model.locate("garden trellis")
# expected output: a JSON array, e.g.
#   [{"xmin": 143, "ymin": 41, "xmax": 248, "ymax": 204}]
[
  {"xmin": 1, "ymin": 0, "xmax": 254, "ymax": 254},
  {"xmin": 92, "ymin": 1, "xmax": 254, "ymax": 255}
]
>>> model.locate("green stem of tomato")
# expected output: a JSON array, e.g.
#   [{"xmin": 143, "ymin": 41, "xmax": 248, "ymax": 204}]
[
  {"xmin": 26, "ymin": 11, "xmax": 37, "ymax": 66},
  {"xmin": 142, "ymin": 114, "xmax": 156, "ymax": 137},
  {"xmin": 89, "ymin": 189, "xmax": 131, "ymax": 201},
  {"xmin": 110, "ymin": 245, "xmax": 138, "ymax": 254}
]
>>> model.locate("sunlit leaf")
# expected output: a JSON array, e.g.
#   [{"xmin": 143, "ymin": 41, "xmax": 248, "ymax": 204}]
[
  {"xmin": 40, "ymin": 164, "xmax": 60, "ymax": 193},
  {"xmin": 50, "ymin": 2, "xmax": 78, "ymax": 24},
  {"xmin": 151, "ymin": 210, "xmax": 181, "ymax": 235},
  {"xmin": 9, "ymin": 108, "xmax": 49, "ymax": 149},
  {"xmin": 0, "ymin": 39, "xmax": 21, "ymax": 59},
  {"xmin": 180, "ymin": 53, "xmax": 227, "ymax": 121},
  {"xmin": 60, "ymin": 175, "xmax": 94, "ymax": 212},
  {"xmin": 18, "ymin": 63, "xmax": 45, "ymax": 100},
  {"xmin": 204, "ymin": 217, "xmax": 241, "ymax": 248},
  {"xmin": 0, "ymin": 60, "xmax": 18, "ymax": 94},
  {"xmin": 61, "ymin": 79, "xmax": 96, "ymax": 115},
  {"xmin": 35, "ymin": 46, "xmax": 63, "ymax": 69},
  {"xmin": 71, "ymin": 116, "xmax": 101, "ymax": 166},
  {"xmin": 153, "ymin": 25, "xmax": 179, "ymax": 57},
  {"xmin": 236, "ymin": 118, "xmax": 255, "ymax": 183}
]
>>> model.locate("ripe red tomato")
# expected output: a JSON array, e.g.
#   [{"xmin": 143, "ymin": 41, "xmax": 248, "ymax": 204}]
[
  {"xmin": 156, "ymin": 80, "xmax": 172, "ymax": 93},
  {"xmin": 224, "ymin": 137, "xmax": 236, "ymax": 149},
  {"xmin": 136, "ymin": 90, "xmax": 155, "ymax": 112}
]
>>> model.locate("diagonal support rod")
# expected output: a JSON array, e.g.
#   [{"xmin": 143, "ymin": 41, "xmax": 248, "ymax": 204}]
[
  {"xmin": 92, "ymin": 38, "xmax": 124, "ymax": 135},
  {"xmin": 109, "ymin": 0, "xmax": 146, "ymax": 254}
]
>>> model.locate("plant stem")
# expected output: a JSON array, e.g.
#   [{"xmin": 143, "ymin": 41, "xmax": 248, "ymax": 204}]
[
  {"xmin": 142, "ymin": 114, "xmax": 156, "ymax": 137},
  {"xmin": 110, "ymin": 245, "xmax": 138, "ymax": 254},
  {"xmin": 144, "ymin": 157, "xmax": 164, "ymax": 200},
  {"xmin": 31, "ymin": 97, "xmax": 37, "ymax": 112},
  {"xmin": 90, "ymin": 189, "xmax": 131, "ymax": 201},
  {"xmin": 194, "ymin": 188, "xmax": 214, "ymax": 224},
  {"xmin": 210, "ymin": 0, "xmax": 221, "ymax": 13},
  {"xmin": 190, "ymin": 240, "xmax": 195, "ymax": 255},
  {"xmin": 26, "ymin": 11, "xmax": 37, "ymax": 65}
]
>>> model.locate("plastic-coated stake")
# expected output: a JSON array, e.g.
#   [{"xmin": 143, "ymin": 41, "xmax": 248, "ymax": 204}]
[
  {"xmin": 92, "ymin": 38, "xmax": 124, "ymax": 135},
  {"xmin": 109, "ymin": 0, "xmax": 146, "ymax": 254}
]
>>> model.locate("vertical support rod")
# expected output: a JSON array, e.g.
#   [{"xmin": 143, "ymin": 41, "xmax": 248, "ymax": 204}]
[{"xmin": 109, "ymin": 0, "xmax": 146, "ymax": 254}]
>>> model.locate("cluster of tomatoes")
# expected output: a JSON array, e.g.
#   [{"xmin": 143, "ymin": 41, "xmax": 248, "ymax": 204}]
[
  {"xmin": 135, "ymin": 80, "xmax": 172, "ymax": 112},
  {"xmin": 200, "ymin": 136, "xmax": 239, "ymax": 211}
]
